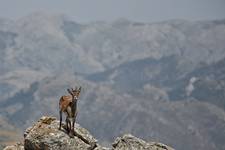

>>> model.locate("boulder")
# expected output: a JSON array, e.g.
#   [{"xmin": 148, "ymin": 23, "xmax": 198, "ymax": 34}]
[
  {"xmin": 112, "ymin": 134, "xmax": 174, "ymax": 150},
  {"xmin": 24, "ymin": 116, "xmax": 98, "ymax": 150}
]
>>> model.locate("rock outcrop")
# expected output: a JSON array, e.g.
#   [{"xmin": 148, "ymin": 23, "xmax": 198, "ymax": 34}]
[
  {"xmin": 24, "ymin": 116, "xmax": 99, "ymax": 150},
  {"xmin": 112, "ymin": 134, "xmax": 174, "ymax": 150},
  {"xmin": 4, "ymin": 116, "xmax": 174, "ymax": 150}
]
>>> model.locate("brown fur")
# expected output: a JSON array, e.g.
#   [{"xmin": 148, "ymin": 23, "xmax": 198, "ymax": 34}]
[{"xmin": 59, "ymin": 95, "xmax": 73, "ymax": 112}]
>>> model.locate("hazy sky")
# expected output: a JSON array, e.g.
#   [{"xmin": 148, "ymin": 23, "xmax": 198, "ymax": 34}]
[{"xmin": 0, "ymin": 0, "xmax": 225, "ymax": 23}]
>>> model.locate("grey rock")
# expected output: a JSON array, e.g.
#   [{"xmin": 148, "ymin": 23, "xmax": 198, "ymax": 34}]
[
  {"xmin": 21, "ymin": 116, "xmax": 174, "ymax": 150},
  {"xmin": 24, "ymin": 116, "xmax": 97, "ymax": 150},
  {"xmin": 112, "ymin": 134, "xmax": 174, "ymax": 150},
  {"xmin": 3, "ymin": 143, "xmax": 24, "ymax": 150}
]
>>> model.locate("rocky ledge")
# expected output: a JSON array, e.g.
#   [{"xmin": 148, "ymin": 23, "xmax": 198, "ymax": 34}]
[{"xmin": 4, "ymin": 116, "xmax": 174, "ymax": 150}]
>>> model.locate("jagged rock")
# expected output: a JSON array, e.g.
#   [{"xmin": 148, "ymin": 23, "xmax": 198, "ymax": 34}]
[
  {"xmin": 24, "ymin": 116, "xmax": 97, "ymax": 150},
  {"xmin": 8, "ymin": 116, "xmax": 174, "ymax": 150},
  {"xmin": 112, "ymin": 134, "xmax": 174, "ymax": 150},
  {"xmin": 3, "ymin": 143, "xmax": 24, "ymax": 150}
]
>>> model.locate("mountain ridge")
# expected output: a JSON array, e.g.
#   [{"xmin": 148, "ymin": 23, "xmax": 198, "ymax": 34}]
[{"xmin": 0, "ymin": 13, "xmax": 225, "ymax": 150}]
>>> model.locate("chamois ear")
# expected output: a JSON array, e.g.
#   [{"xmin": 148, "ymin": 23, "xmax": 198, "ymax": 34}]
[
  {"xmin": 77, "ymin": 87, "xmax": 81, "ymax": 96},
  {"xmin": 67, "ymin": 89, "xmax": 73, "ymax": 95}
]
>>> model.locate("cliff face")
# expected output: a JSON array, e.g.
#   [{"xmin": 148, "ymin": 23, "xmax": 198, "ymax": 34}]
[{"xmin": 4, "ymin": 116, "xmax": 174, "ymax": 150}]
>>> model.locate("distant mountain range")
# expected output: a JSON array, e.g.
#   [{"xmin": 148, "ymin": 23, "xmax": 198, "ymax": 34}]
[{"xmin": 0, "ymin": 13, "xmax": 225, "ymax": 150}]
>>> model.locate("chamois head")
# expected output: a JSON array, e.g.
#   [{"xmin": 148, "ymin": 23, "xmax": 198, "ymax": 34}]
[{"xmin": 67, "ymin": 87, "xmax": 81, "ymax": 100}]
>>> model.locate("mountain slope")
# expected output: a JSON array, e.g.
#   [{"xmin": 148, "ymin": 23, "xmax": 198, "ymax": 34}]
[{"xmin": 0, "ymin": 13, "xmax": 225, "ymax": 150}]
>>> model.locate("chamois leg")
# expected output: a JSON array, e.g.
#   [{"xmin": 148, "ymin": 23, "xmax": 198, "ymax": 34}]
[
  {"xmin": 72, "ymin": 113, "xmax": 77, "ymax": 135},
  {"xmin": 66, "ymin": 117, "xmax": 69, "ymax": 132},
  {"xmin": 59, "ymin": 110, "xmax": 62, "ymax": 130},
  {"xmin": 68, "ymin": 118, "xmax": 74, "ymax": 138},
  {"xmin": 72, "ymin": 117, "xmax": 76, "ymax": 135}
]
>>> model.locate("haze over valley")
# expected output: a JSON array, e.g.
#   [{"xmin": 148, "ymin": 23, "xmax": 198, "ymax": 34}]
[{"xmin": 0, "ymin": 13, "xmax": 225, "ymax": 150}]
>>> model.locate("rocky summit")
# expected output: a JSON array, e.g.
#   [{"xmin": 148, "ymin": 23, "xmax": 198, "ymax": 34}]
[{"xmin": 3, "ymin": 116, "xmax": 174, "ymax": 150}]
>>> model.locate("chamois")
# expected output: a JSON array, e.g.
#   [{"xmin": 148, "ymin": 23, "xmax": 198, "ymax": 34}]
[{"xmin": 59, "ymin": 87, "xmax": 81, "ymax": 137}]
